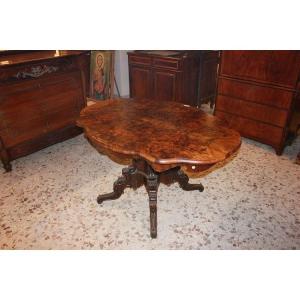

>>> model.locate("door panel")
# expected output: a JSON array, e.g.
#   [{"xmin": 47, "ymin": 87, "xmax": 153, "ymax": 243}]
[
  {"xmin": 129, "ymin": 66, "xmax": 152, "ymax": 100},
  {"xmin": 153, "ymin": 70, "xmax": 177, "ymax": 102}
]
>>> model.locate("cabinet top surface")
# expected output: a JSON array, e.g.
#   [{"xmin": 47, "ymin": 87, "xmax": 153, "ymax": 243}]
[
  {"xmin": 128, "ymin": 50, "xmax": 209, "ymax": 58},
  {"xmin": 77, "ymin": 99, "xmax": 241, "ymax": 167},
  {"xmin": 131, "ymin": 50, "xmax": 184, "ymax": 57},
  {"xmin": 0, "ymin": 50, "xmax": 87, "ymax": 67}
]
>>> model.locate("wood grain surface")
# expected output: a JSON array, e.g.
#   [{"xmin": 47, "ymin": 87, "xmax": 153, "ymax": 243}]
[{"xmin": 77, "ymin": 99, "xmax": 241, "ymax": 172}]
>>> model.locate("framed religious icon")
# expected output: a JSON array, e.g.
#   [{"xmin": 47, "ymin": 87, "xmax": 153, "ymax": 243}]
[{"xmin": 90, "ymin": 50, "xmax": 115, "ymax": 100}]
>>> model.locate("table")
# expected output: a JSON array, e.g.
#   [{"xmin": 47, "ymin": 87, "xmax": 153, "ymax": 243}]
[{"xmin": 77, "ymin": 99, "xmax": 241, "ymax": 238}]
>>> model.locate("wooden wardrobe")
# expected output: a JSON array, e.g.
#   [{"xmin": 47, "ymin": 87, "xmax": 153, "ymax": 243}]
[{"xmin": 214, "ymin": 50, "xmax": 300, "ymax": 154}]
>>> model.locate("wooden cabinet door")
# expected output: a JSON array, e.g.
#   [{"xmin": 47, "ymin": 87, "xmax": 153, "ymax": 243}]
[
  {"xmin": 129, "ymin": 65, "xmax": 152, "ymax": 100},
  {"xmin": 152, "ymin": 69, "xmax": 178, "ymax": 102},
  {"xmin": 198, "ymin": 51, "xmax": 219, "ymax": 103}
]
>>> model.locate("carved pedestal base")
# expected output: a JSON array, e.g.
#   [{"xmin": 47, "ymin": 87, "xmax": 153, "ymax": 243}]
[{"xmin": 97, "ymin": 159, "xmax": 204, "ymax": 238}]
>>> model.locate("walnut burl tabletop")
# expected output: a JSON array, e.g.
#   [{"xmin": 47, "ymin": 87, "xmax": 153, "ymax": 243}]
[{"xmin": 77, "ymin": 99, "xmax": 241, "ymax": 238}]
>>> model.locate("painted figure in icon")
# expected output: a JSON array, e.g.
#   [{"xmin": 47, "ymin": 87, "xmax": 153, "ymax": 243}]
[{"xmin": 93, "ymin": 53, "xmax": 106, "ymax": 99}]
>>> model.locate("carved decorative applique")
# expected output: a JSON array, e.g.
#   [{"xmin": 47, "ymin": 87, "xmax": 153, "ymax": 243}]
[{"xmin": 14, "ymin": 65, "xmax": 59, "ymax": 79}]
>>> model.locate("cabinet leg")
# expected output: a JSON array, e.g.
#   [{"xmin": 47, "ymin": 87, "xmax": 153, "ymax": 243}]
[
  {"xmin": 3, "ymin": 161, "xmax": 12, "ymax": 172},
  {"xmin": 0, "ymin": 138, "xmax": 12, "ymax": 172},
  {"xmin": 296, "ymin": 152, "xmax": 300, "ymax": 165},
  {"xmin": 275, "ymin": 147, "xmax": 283, "ymax": 156}
]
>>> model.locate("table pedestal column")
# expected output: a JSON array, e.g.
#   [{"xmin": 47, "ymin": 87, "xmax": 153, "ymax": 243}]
[{"xmin": 97, "ymin": 159, "xmax": 204, "ymax": 238}]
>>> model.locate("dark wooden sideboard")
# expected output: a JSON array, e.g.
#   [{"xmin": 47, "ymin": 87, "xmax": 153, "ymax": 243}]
[
  {"xmin": 214, "ymin": 50, "xmax": 300, "ymax": 155},
  {"xmin": 0, "ymin": 50, "xmax": 90, "ymax": 171},
  {"xmin": 128, "ymin": 50, "xmax": 219, "ymax": 107}
]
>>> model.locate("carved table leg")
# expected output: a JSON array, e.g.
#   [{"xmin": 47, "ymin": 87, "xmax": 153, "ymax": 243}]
[
  {"xmin": 145, "ymin": 167, "xmax": 159, "ymax": 238},
  {"xmin": 176, "ymin": 169, "xmax": 204, "ymax": 192},
  {"xmin": 97, "ymin": 166, "xmax": 137, "ymax": 203}
]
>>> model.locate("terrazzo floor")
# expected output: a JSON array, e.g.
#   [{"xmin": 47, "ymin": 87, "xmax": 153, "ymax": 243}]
[{"xmin": 1, "ymin": 131, "xmax": 299, "ymax": 249}]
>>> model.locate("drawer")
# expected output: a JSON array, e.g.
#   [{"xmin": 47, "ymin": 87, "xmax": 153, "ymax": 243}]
[
  {"xmin": 0, "ymin": 80, "xmax": 40, "ymax": 97},
  {"xmin": 0, "ymin": 116, "xmax": 47, "ymax": 147},
  {"xmin": 38, "ymin": 70, "xmax": 80, "ymax": 88},
  {"xmin": 128, "ymin": 55, "xmax": 151, "ymax": 66},
  {"xmin": 218, "ymin": 78, "xmax": 294, "ymax": 109},
  {"xmin": 216, "ymin": 95, "xmax": 288, "ymax": 127},
  {"xmin": 46, "ymin": 109, "xmax": 79, "ymax": 131},
  {"xmin": 153, "ymin": 58, "xmax": 180, "ymax": 70},
  {"xmin": 220, "ymin": 51, "xmax": 300, "ymax": 88},
  {"xmin": 215, "ymin": 110, "xmax": 284, "ymax": 147}
]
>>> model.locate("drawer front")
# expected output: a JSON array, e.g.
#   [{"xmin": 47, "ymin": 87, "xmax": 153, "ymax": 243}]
[
  {"xmin": 218, "ymin": 78, "xmax": 293, "ymax": 109},
  {"xmin": 215, "ymin": 110, "xmax": 284, "ymax": 147},
  {"xmin": 153, "ymin": 58, "xmax": 180, "ymax": 70},
  {"xmin": 43, "ymin": 91, "xmax": 82, "ymax": 131},
  {"xmin": 0, "ymin": 84, "xmax": 47, "ymax": 147},
  {"xmin": 0, "ymin": 116, "xmax": 47, "ymax": 148},
  {"xmin": 220, "ymin": 50, "xmax": 300, "ymax": 88},
  {"xmin": 128, "ymin": 55, "xmax": 151, "ymax": 66},
  {"xmin": 216, "ymin": 95, "xmax": 288, "ymax": 127},
  {"xmin": 41, "ymin": 71, "xmax": 84, "ymax": 130},
  {"xmin": 0, "ymin": 70, "xmax": 83, "ymax": 148}
]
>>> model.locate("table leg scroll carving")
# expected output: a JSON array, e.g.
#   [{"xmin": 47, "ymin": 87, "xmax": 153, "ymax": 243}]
[
  {"xmin": 97, "ymin": 176, "xmax": 127, "ymax": 203},
  {"xmin": 176, "ymin": 170, "xmax": 204, "ymax": 192},
  {"xmin": 97, "ymin": 166, "xmax": 137, "ymax": 203}
]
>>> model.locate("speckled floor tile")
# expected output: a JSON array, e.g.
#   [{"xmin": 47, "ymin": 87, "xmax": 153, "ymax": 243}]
[{"xmin": 0, "ymin": 131, "xmax": 299, "ymax": 249}]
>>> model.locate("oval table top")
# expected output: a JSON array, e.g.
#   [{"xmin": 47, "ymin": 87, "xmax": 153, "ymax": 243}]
[{"xmin": 77, "ymin": 99, "xmax": 241, "ymax": 173}]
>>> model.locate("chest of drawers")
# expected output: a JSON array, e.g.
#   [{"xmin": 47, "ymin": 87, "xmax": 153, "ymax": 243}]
[
  {"xmin": 214, "ymin": 50, "xmax": 300, "ymax": 154},
  {"xmin": 0, "ymin": 50, "xmax": 90, "ymax": 171}
]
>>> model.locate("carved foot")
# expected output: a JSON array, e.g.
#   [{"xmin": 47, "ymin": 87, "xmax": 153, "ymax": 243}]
[
  {"xmin": 176, "ymin": 170, "xmax": 204, "ymax": 192},
  {"xmin": 146, "ymin": 168, "xmax": 159, "ymax": 238},
  {"xmin": 97, "ymin": 176, "xmax": 127, "ymax": 203}
]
